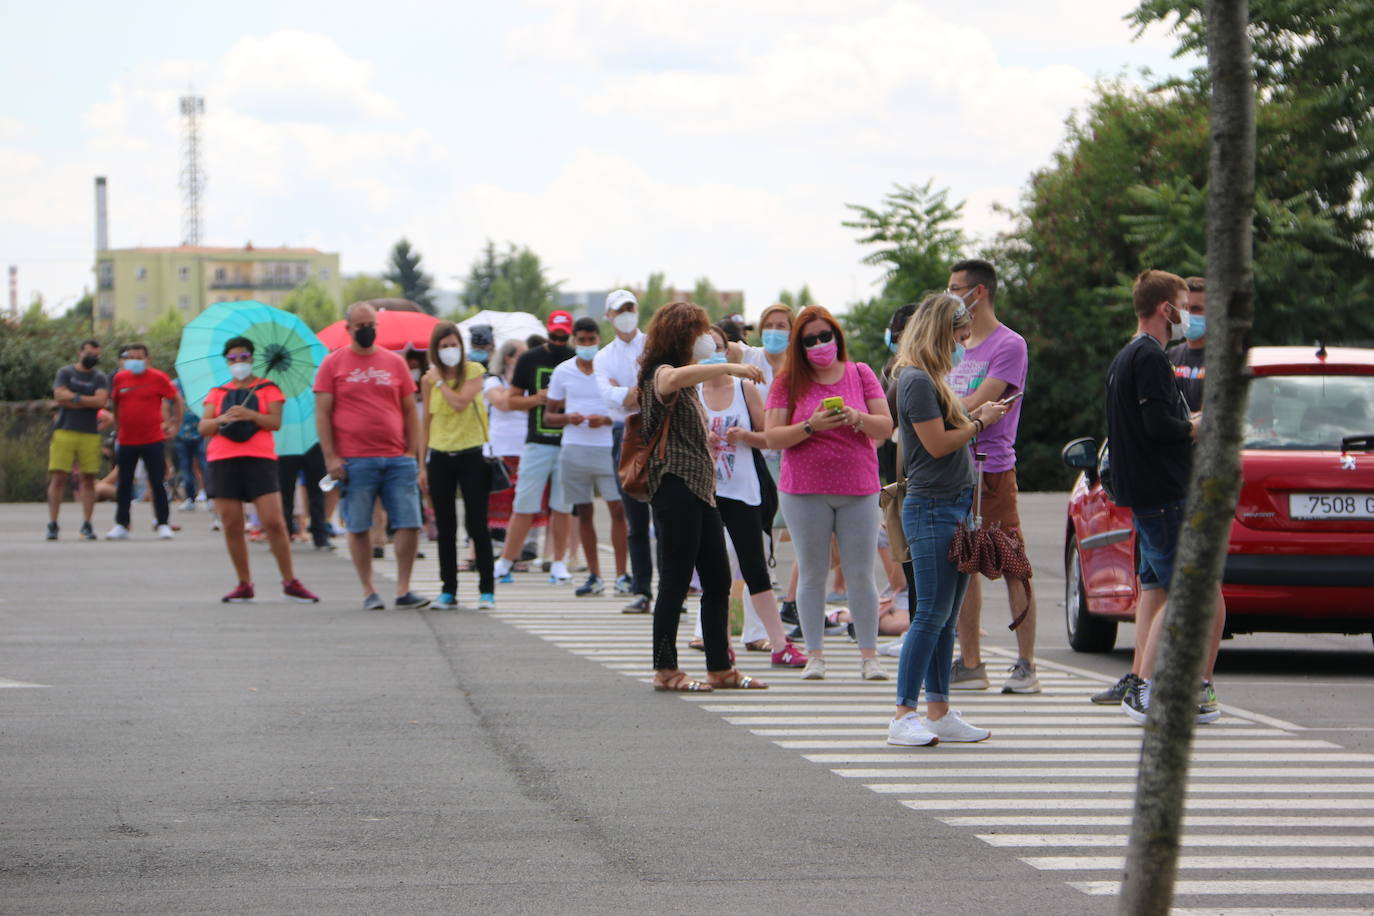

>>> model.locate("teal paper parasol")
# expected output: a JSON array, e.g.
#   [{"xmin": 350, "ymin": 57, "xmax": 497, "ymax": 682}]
[{"xmin": 175, "ymin": 300, "xmax": 328, "ymax": 456}]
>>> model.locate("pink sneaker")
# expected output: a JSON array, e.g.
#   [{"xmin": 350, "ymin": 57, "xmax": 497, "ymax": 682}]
[
  {"xmin": 222, "ymin": 582, "xmax": 255, "ymax": 603},
  {"xmin": 282, "ymin": 579, "xmax": 319, "ymax": 603},
  {"xmin": 771, "ymin": 642, "xmax": 809, "ymax": 668}
]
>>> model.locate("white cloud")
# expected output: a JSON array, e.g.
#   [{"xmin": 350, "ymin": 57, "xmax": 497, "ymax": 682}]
[{"xmin": 216, "ymin": 31, "xmax": 401, "ymax": 122}]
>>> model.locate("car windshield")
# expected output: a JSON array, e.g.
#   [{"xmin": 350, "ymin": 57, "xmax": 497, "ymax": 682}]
[{"xmin": 1244, "ymin": 374, "xmax": 1374, "ymax": 450}]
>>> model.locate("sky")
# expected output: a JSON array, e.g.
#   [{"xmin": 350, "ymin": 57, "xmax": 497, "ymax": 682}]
[{"xmin": 1, "ymin": 0, "xmax": 1196, "ymax": 319}]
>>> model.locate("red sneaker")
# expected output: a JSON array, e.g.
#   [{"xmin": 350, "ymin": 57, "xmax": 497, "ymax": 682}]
[
  {"xmin": 222, "ymin": 582, "xmax": 255, "ymax": 603},
  {"xmin": 771, "ymin": 642, "xmax": 809, "ymax": 668},
  {"xmin": 282, "ymin": 579, "xmax": 319, "ymax": 603}
]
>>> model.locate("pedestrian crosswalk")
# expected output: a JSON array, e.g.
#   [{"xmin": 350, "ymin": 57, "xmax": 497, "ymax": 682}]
[{"xmin": 393, "ymin": 559, "xmax": 1374, "ymax": 913}]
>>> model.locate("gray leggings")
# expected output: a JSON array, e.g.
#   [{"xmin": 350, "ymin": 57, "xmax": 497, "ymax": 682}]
[{"xmin": 779, "ymin": 491, "xmax": 880, "ymax": 651}]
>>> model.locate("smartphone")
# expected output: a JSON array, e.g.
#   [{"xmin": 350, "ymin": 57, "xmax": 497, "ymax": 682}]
[
  {"xmin": 1001, "ymin": 391, "xmax": 1025, "ymax": 405},
  {"xmin": 821, "ymin": 396, "xmax": 845, "ymax": 412}
]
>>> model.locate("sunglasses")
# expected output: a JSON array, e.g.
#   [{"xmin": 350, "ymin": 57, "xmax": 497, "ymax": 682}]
[
  {"xmin": 801, "ymin": 330, "xmax": 835, "ymax": 348},
  {"xmin": 226, "ymin": 353, "xmax": 253, "ymax": 363}
]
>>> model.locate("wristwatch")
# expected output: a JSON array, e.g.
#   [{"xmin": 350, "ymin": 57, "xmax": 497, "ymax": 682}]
[{"xmin": 802, "ymin": 420, "xmax": 815, "ymax": 436}]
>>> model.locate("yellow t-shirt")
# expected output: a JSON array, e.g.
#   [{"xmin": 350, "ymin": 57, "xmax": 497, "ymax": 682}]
[{"xmin": 425, "ymin": 362, "xmax": 487, "ymax": 452}]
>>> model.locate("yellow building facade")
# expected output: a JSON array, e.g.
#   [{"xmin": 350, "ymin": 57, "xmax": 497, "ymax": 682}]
[{"xmin": 94, "ymin": 245, "xmax": 341, "ymax": 333}]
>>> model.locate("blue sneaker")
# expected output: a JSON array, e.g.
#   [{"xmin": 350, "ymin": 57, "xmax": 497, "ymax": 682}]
[
  {"xmin": 497, "ymin": 571, "xmax": 515, "ymax": 585},
  {"xmin": 433, "ymin": 592, "xmax": 458, "ymax": 610},
  {"xmin": 478, "ymin": 593, "xmax": 495, "ymax": 610}
]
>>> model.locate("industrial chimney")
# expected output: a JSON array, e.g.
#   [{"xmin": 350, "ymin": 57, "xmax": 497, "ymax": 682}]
[{"xmin": 95, "ymin": 176, "xmax": 109, "ymax": 251}]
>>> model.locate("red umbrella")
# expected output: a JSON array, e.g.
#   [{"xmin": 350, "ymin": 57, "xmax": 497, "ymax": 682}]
[{"xmin": 317, "ymin": 309, "xmax": 439, "ymax": 351}]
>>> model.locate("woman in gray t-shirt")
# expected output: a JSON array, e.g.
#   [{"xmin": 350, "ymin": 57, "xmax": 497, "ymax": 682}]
[{"xmin": 887, "ymin": 293, "xmax": 1013, "ymax": 748}]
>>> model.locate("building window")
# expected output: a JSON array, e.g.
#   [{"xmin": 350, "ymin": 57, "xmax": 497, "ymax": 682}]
[
  {"xmin": 214, "ymin": 267, "xmax": 226, "ymax": 282},
  {"xmin": 319, "ymin": 268, "xmax": 331, "ymax": 281},
  {"xmin": 97, "ymin": 294, "xmax": 113, "ymax": 318},
  {"xmin": 178, "ymin": 266, "xmax": 190, "ymax": 281},
  {"xmin": 178, "ymin": 295, "xmax": 190, "ymax": 310},
  {"xmin": 136, "ymin": 295, "xmax": 148, "ymax": 310},
  {"xmin": 135, "ymin": 266, "xmax": 147, "ymax": 281}
]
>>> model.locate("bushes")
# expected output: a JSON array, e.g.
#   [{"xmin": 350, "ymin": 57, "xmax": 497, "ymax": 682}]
[{"xmin": 0, "ymin": 408, "xmax": 60, "ymax": 502}]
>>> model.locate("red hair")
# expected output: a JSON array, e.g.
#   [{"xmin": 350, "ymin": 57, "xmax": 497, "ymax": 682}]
[{"xmin": 777, "ymin": 305, "xmax": 847, "ymax": 416}]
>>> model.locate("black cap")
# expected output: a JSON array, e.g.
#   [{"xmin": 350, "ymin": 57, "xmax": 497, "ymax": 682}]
[{"xmin": 469, "ymin": 324, "xmax": 494, "ymax": 348}]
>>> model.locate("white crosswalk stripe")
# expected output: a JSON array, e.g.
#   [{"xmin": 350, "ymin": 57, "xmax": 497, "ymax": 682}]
[{"xmin": 385, "ymin": 556, "xmax": 1374, "ymax": 912}]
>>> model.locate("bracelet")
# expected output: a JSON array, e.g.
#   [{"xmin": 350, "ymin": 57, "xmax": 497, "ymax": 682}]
[{"xmin": 973, "ymin": 418, "xmax": 984, "ymax": 435}]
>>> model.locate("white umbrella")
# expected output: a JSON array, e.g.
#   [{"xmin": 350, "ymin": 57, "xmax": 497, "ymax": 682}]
[{"xmin": 456, "ymin": 310, "xmax": 546, "ymax": 350}]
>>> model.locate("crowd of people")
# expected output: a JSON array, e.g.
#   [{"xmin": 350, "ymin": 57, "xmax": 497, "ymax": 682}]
[{"xmin": 43, "ymin": 259, "xmax": 1222, "ymax": 740}]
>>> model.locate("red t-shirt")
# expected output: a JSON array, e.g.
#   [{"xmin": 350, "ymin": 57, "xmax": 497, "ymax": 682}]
[
  {"xmin": 111, "ymin": 367, "xmax": 178, "ymax": 445},
  {"xmin": 203, "ymin": 381, "xmax": 286, "ymax": 461},
  {"xmin": 313, "ymin": 347, "xmax": 415, "ymax": 458}
]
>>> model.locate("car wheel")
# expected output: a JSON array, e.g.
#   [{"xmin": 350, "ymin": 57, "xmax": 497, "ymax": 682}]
[{"xmin": 1065, "ymin": 539, "xmax": 1117, "ymax": 653}]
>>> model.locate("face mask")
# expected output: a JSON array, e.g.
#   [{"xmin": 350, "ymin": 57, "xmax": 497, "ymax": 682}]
[
  {"xmin": 1168, "ymin": 305, "xmax": 1186, "ymax": 341},
  {"xmin": 229, "ymin": 362, "xmax": 253, "ymax": 381},
  {"xmin": 548, "ymin": 336, "xmax": 569, "ymax": 351},
  {"xmin": 123, "ymin": 359, "xmax": 146, "ymax": 374},
  {"xmin": 468, "ymin": 348, "xmax": 489, "ymax": 363},
  {"xmin": 1184, "ymin": 313, "xmax": 1206, "ymax": 341},
  {"xmin": 805, "ymin": 341, "xmax": 838, "ymax": 368},
  {"xmin": 761, "ymin": 328, "xmax": 789, "ymax": 354},
  {"xmin": 692, "ymin": 335, "xmax": 718, "ymax": 362},
  {"xmin": 353, "ymin": 325, "xmax": 377, "ymax": 349},
  {"xmin": 884, "ymin": 328, "xmax": 898, "ymax": 354},
  {"xmin": 411, "ymin": 368, "xmax": 422, "ymax": 382},
  {"xmin": 438, "ymin": 346, "xmax": 463, "ymax": 367},
  {"xmin": 951, "ymin": 343, "xmax": 966, "ymax": 369},
  {"xmin": 80, "ymin": 354, "xmax": 100, "ymax": 369},
  {"xmin": 575, "ymin": 345, "xmax": 599, "ymax": 362},
  {"xmin": 612, "ymin": 311, "xmax": 638, "ymax": 334},
  {"xmin": 699, "ymin": 353, "xmax": 727, "ymax": 365}
]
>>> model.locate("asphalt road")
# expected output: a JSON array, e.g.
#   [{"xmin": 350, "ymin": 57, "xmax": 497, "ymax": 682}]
[{"xmin": 2, "ymin": 496, "xmax": 1370, "ymax": 914}]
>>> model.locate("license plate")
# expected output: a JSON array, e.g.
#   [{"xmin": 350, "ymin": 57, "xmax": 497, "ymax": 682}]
[{"xmin": 1288, "ymin": 492, "xmax": 1374, "ymax": 520}]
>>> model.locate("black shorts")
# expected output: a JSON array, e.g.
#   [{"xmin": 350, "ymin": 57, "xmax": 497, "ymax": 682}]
[{"xmin": 209, "ymin": 457, "xmax": 280, "ymax": 502}]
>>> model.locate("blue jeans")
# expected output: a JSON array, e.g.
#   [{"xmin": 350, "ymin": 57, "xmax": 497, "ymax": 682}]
[
  {"xmin": 174, "ymin": 437, "xmax": 206, "ymax": 497},
  {"xmin": 341, "ymin": 456, "xmax": 422, "ymax": 534},
  {"xmin": 1133, "ymin": 498, "xmax": 1185, "ymax": 591},
  {"xmin": 895, "ymin": 488, "xmax": 973, "ymax": 708}
]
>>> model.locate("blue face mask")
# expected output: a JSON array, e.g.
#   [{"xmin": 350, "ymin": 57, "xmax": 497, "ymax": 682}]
[
  {"xmin": 884, "ymin": 328, "xmax": 898, "ymax": 354},
  {"xmin": 699, "ymin": 353, "xmax": 727, "ymax": 365},
  {"xmin": 123, "ymin": 359, "xmax": 146, "ymax": 374},
  {"xmin": 761, "ymin": 329, "xmax": 789, "ymax": 355},
  {"xmin": 575, "ymin": 345, "xmax": 599, "ymax": 362},
  {"xmin": 951, "ymin": 343, "xmax": 966, "ymax": 368},
  {"xmin": 1184, "ymin": 314, "xmax": 1206, "ymax": 341},
  {"xmin": 468, "ymin": 349, "xmax": 489, "ymax": 363}
]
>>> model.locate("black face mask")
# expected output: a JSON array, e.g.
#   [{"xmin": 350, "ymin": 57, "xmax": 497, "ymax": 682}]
[
  {"xmin": 548, "ymin": 336, "xmax": 569, "ymax": 351},
  {"xmin": 80, "ymin": 354, "xmax": 100, "ymax": 369},
  {"xmin": 353, "ymin": 325, "xmax": 377, "ymax": 349}
]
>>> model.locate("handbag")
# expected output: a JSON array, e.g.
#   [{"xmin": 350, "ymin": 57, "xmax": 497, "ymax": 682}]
[
  {"xmin": 468, "ymin": 378, "xmax": 513, "ymax": 493},
  {"xmin": 879, "ymin": 437, "xmax": 910, "ymax": 564},
  {"xmin": 618, "ymin": 383, "xmax": 677, "ymax": 502}
]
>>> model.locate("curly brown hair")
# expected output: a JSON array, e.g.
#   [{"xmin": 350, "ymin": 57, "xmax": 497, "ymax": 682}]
[
  {"xmin": 637, "ymin": 300, "xmax": 710, "ymax": 388},
  {"xmin": 775, "ymin": 305, "xmax": 847, "ymax": 416}
]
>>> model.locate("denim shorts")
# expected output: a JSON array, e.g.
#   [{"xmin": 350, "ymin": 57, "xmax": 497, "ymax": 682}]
[
  {"xmin": 1133, "ymin": 499, "xmax": 1184, "ymax": 591},
  {"xmin": 341, "ymin": 455, "xmax": 422, "ymax": 533}
]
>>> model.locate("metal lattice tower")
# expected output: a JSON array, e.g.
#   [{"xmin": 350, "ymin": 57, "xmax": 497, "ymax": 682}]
[{"xmin": 179, "ymin": 95, "xmax": 205, "ymax": 246}]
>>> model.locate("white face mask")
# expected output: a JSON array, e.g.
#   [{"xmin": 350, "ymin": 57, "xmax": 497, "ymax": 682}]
[
  {"xmin": 692, "ymin": 335, "xmax": 718, "ymax": 363},
  {"xmin": 229, "ymin": 362, "xmax": 253, "ymax": 381},
  {"xmin": 438, "ymin": 346, "xmax": 462, "ymax": 367},
  {"xmin": 612, "ymin": 311, "xmax": 638, "ymax": 334},
  {"xmin": 411, "ymin": 368, "xmax": 422, "ymax": 382},
  {"xmin": 1167, "ymin": 303, "xmax": 1186, "ymax": 340}
]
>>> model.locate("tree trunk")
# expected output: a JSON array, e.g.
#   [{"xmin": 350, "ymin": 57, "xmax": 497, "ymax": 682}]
[{"xmin": 1118, "ymin": 2, "xmax": 1256, "ymax": 914}]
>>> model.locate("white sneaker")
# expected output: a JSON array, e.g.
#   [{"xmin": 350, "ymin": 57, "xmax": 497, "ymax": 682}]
[
  {"xmin": 195, "ymin": 491, "xmax": 208, "ymax": 505},
  {"xmin": 861, "ymin": 657, "xmax": 889, "ymax": 680},
  {"xmin": 801, "ymin": 657, "xmax": 826, "ymax": 680},
  {"xmin": 105, "ymin": 524, "xmax": 130, "ymax": 540},
  {"xmin": 887, "ymin": 712, "xmax": 938, "ymax": 747},
  {"xmin": 878, "ymin": 638, "xmax": 905, "ymax": 658},
  {"xmin": 922, "ymin": 709, "xmax": 990, "ymax": 743},
  {"xmin": 156, "ymin": 523, "xmax": 174, "ymax": 540},
  {"xmin": 549, "ymin": 560, "xmax": 572, "ymax": 583},
  {"xmin": 210, "ymin": 515, "xmax": 221, "ymax": 532},
  {"xmin": 179, "ymin": 498, "xmax": 196, "ymax": 512},
  {"xmin": 493, "ymin": 557, "xmax": 513, "ymax": 578}
]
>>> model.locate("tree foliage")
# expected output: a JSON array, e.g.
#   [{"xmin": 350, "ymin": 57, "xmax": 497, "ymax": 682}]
[
  {"xmin": 281, "ymin": 278, "xmax": 339, "ymax": 332},
  {"xmin": 777, "ymin": 285, "xmax": 815, "ymax": 311},
  {"xmin": 340, "ymin": 273, "xmax": 400, "ymax": 307},
  {"xmin": 461, "ymin": 241, "xmax": 560, "ymax": 317},
  {"xmin": 384, "ymin": 238, "xmax": 436, "ymax": 314}
]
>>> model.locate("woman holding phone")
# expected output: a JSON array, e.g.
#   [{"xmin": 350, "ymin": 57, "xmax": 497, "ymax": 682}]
[{"xmin": 764, "ymin": 305, "xmax": 893, "ymax": 680}]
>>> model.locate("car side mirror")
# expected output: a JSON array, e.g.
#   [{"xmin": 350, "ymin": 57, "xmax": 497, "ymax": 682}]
[{"xmin": 1061, "ymin": 437, "xmax": 1098, "ymax": 474}]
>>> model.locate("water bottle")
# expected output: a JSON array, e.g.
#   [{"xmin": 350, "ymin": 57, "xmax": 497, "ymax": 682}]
[{"xmin": 318, "ymin": 474, "xmax": 338, "ymax": 492}]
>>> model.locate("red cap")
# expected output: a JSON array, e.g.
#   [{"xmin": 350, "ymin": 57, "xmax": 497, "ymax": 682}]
[{"xmin": 546, "ymin": 310, "xmax": 574, "ymax": 334}]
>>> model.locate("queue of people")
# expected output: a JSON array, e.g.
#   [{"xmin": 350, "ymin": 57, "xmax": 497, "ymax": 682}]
[{"xmin": 43, "ymin": 257, "xmax": 1221, "ymax": 736}]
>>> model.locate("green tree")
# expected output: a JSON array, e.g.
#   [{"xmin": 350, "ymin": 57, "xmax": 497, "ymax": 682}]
[
  {"xmin": 462, "ymin": 241, "xmax": 560, "ymax": 317},
  {"xmin": 340, "ymin": 273, "xmax": 399, "ymax": 306},
  {"xmin": 281, "ymin": 278, "xmax": 339, "ymax": 332},
  {"xmin": 384, "ymin": 238, "xmax": 436, "ymax": 314},
  {"xmin": 843, "ymin": 181, "xmax": 970, "ymax": 307},
  {"xmin": 692, "ymin": 277, "xmax": 729, "ymax": 323},
  {"xmin": 0, "ymin": 306, "xmax": 93, "ymax": 400},
  {"xmin": 777, "ymin": 285, "xmax": 815, "ymax": 311},
  {"xmin": 63, "ymin": 293, "xmax": 94, "ymax": 326},
  {"xmin": 638, "ymin": 272, "xmax": 669, "ymax": 326}
]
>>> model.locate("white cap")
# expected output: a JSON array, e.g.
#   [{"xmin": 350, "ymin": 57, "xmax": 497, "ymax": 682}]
[{"xmin": 604, "ymin": 289, "xmax": 638, "ymax": 315}]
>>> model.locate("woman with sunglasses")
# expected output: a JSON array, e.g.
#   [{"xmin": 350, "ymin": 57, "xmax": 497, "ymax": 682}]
[
  {"xmin": 764, "ymin": 305, "xmax": 893, "ymax": 680},
  {"xmin": 638, "ymin": 301, "xmax": 768, "ymax": 693},
  {"xmin": 198, "ymin": 336, "xmax": 319, "ymax": 604},
  {"xmin": 887, "ymin": 293, "xmax": 1012, "ymax": 746}
]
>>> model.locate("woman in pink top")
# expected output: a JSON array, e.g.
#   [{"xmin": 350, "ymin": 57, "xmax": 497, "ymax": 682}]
[{"xmin": 765, "ymin": 306, "xmax": 893, "ymax": 680}]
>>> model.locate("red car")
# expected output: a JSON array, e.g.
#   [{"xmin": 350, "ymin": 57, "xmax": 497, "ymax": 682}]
[{"xmin": 1062, "ymin": 345, "xmax": 1374, "ymax": 652}]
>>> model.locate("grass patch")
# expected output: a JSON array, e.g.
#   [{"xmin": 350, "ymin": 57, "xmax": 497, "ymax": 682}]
[{"xmin": 729, "ymin": 596, "xmax": 744, "ymax": 636}]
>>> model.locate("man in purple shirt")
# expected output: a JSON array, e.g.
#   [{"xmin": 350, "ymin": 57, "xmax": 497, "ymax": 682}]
[{"xmin": 944, "ymin": 259, "xmax": 1039, "ymax": 694}]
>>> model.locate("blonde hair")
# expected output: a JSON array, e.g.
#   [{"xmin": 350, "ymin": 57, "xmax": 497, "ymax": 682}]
[{"xmin": 893, "ymin": 292, "xmax": 973, "ymax": 429}]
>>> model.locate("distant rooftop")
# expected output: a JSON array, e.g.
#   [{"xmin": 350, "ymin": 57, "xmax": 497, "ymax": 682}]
[{"xmin": 101, "ymin": 244, "xmax": 328, "ymax": 255}]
